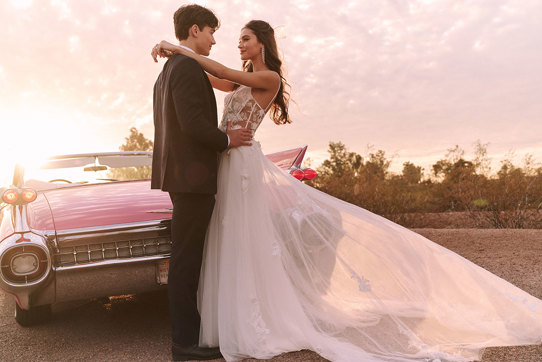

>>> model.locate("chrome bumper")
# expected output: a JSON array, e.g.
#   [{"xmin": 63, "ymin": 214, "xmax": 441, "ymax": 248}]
[
  {"xmin": 1, "ymin": 220, "xmax": 172, "ymax": 309},
  {"xmin": 54, "ymin": 256, "xmax": 168, "ymax": 303}
]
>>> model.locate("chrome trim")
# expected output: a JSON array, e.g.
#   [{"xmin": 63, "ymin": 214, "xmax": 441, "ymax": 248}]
[
  {"xmin": 54, "ymin": 255, "xmax": 168, "ymax": 272},
  {"xmin": 292, "ymin": 145, "xmax": 308, "ymax": 168},
  {"xmin": 0, "ymin": 234, "xmax": 52, "ymax": 287},
  {"xmin": 28, "ymin": 228, "xmax": 58, "ymax": 249},
  {"xmin": 50, "ymin": 220, "xmax": 171, "ymax": 268},
  {"xmin": 54, "ymin": 219, "xmax": 169, "ymax": 239},
  {"xmin": 0, "ymin": 232, "xmax": 53, "ymax": 308},
  {"xmin": 47, "ymin": 151, "xmax": 152, "ymax": 160},
  {"xmin": 54, "ymin": 237, "xmax": 171, "ymax": 267},
  {"xmin": 14, "ymin": 204, "xmax": 29, "ymax": 232}
]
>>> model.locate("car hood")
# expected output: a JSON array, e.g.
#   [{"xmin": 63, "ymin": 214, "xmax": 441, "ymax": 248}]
[{"xmin": 29, "ymin": 181, "xmax": 172, "ymax": 232}]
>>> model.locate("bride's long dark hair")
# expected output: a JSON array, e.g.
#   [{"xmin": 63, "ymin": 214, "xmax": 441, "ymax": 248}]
[{"xmin": 241, "ymin": 20, "xmax": 291, "ymax": 125}]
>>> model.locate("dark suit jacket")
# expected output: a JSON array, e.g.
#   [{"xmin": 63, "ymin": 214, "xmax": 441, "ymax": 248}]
[{"xmin": 151, "ymin": 54, "xmax": 228, "ymax": 194}]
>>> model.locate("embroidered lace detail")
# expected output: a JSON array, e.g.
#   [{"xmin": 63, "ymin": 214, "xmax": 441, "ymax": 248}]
[
  {"xmin": 219, "ymin": 86, "xmax": 268, "ymax": 134},
  {"xmin": 351, "ymin": 272, "xmax": 371, "ymax": 292},
  {"xmin": 249, "ymin": 295, "xmax": 270, "ymax": 343},
  {"xmin": 241, "ymin": 171, "xmax": 249, "ymax": 193}
]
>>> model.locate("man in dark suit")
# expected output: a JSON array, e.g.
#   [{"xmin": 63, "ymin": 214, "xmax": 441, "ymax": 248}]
[{"xmin": 151, "ymin": 5, "xmax": 252, "ymax": 361}]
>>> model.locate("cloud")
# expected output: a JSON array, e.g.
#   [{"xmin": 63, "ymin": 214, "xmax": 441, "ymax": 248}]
[{"xmin": 0, "ymin": 0, "xmax": 541, "ymax": 175}]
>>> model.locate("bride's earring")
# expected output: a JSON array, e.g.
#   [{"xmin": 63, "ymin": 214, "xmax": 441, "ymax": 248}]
[{"xmin": 261, "ymin": 47, "xmax": 265, "ymax": 63}]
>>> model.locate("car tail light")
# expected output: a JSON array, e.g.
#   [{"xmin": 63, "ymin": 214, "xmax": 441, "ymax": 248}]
[
  {"xmin": 0, "ymin": 245, "xmax": 49, "ymax": 284},
  {"xmin": 290, "ymin": 168, "xmax": 318, "ymax": 181},
  {"xmin": 2, "ymin": 189, "xmax": 19, "ymax": 204},
  {"xmin": 303, "ymin": 168, "xmax": 317, "ymax": 180},
  {"xmin": 290, "ymin": 169, "xmax": 304, "ymax": 180},
  {"xmin": 21, "ymin": 189, "xmax": 37, "ymax": 203},
  {"xmin": 1, "ymin": 188, "xmax": 37, "ymax": 205}
]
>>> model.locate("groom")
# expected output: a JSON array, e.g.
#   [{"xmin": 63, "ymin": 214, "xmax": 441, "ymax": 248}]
[{"xmin": 151, "ymin": 4, "xmax": 252, "ymax": 361}]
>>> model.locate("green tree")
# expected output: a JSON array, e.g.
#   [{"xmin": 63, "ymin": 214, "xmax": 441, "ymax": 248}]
[
  {"xmin": 309, "ymin": 142, "xmax": 363, "ymax": 204},
  {"xmin": 317, "ymin": 142, "xmax": 363, "ymax": 179},
  {"xmin": 310, "ymin": 142, "xmax": 395, "ymax": 215},
  {"xmin": 480, "ymin": 159, "xmax": 542, "ymax": 228},
  {"xmin": 107, "ymin": 127, "xmax": 153, "ymax": 180},
  {"xmin": 431, "ymin": 158, "xmax": 483, "ymax": 211},
  {"xmin": 362, "ymin": 150, "xmax": 390, "ymax": 183},
  {"xmin": 401, "ymin": 161, "xmax": 423, "ymax": 184},
  {"xmin": 308, "ymin": 140, "xmax": 542, "ymax": 228},
  {"xmin": 120, "ymin": 127, "xmax": 154, "ymax": 151}
]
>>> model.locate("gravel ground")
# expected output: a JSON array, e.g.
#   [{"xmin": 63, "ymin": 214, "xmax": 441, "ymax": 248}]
[{"xmin": 0, "ymin": 229, "xmax": 541, "ymax": 361}]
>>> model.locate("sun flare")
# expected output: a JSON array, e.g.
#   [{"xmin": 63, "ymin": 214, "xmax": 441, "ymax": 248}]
[
  {"xmin": 10, "ymin": 0, "xmax": 33, "ymax": 9},
  {"xmin": 0, "ymin": 105, "xmax": 85, "ymax": 187}
]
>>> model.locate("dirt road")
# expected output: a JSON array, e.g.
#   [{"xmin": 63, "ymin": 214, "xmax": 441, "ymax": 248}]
[{"xmin": 0, "ymin": 229, "xmax": 541, "ymax": 361}]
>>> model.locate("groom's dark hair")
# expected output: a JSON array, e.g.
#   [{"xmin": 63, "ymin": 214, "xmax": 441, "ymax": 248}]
[{"xmin": 174, "ymin": 4, "xmax": 219, "ymax": 41}]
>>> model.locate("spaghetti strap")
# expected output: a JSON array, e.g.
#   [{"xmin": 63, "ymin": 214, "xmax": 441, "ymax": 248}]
[{"xmin": 264, "ymin": 78, "xmax": 281, "ymax": 112}]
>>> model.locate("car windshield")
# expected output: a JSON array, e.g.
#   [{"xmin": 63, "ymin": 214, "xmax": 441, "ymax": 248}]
[{"xmin": 23, "ymin": 153, "xmax": 152, "ymax": 190}]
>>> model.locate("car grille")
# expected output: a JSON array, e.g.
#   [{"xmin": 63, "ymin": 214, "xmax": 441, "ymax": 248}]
[{"xmin": 54, "ymin": 237, "xmax": 172, "ymax": 267}]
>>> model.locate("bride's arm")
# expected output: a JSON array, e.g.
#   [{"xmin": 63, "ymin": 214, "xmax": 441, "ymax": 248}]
[
  {"xmin": 153, "ymin": 41, "xmax": 279, "ymax": 91},
  {"xmin": 150, "ymin": 44, "xmax": 236, "ymax": 92},
  {"xmin": 206, "ymin": 73, "xmax": 236, "ymax": 92}
]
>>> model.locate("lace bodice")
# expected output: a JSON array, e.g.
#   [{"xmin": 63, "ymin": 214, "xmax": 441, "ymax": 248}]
[{"xmin": 219, "ymin": 86, "xmax": 275, "ymax": 134}]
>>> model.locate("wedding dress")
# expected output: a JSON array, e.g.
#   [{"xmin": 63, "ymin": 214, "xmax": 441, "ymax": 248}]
[{"xmin": 197, "ymin": 85, "xmax": 542, "ymax": 361}]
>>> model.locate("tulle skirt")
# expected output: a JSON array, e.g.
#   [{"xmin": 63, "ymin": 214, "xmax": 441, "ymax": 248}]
[{"xmin": 198, "ymin": 142, "xmax": 542, "ymax": 362}]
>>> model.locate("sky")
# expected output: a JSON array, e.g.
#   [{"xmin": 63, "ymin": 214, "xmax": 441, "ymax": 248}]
[{"xmin": 1, "ymin": 0, "xmax": 542, "ymax": 186}]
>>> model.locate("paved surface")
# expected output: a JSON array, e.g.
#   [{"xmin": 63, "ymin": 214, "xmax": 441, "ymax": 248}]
[{"xmin": 0, "ymin": 229, "xmax": 541, "ymax": 361}]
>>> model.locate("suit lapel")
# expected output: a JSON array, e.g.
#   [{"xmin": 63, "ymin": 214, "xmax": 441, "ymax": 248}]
[{"xmin": 202, "ymin": 73, "xmax": 218, "ymax": 126}]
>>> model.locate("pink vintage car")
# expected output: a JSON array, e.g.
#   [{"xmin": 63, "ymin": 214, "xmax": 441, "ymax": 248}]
[{"xmin": 0, "ymin": 148, "xmax": 316, "ymax": 326}]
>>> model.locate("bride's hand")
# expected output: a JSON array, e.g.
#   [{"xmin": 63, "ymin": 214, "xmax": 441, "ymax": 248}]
[{"xmin": 151, "ymin": 41, "xmax": 176, "ymax": 62}]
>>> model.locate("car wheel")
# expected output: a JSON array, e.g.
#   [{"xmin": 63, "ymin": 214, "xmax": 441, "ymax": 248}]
[{"xmin": 15, "ymin": 303, "xmax": 51, "ymax": 326}]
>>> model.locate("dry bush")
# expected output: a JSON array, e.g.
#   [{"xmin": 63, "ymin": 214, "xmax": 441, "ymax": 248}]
[{"xmin": 310, "ymin": 142, "xmax": 542, "ymax": 229}]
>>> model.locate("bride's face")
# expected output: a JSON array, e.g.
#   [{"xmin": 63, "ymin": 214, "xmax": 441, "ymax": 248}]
[{"xmin": 238, "ymin": 28, "xmax": 262, "ymax": 61}]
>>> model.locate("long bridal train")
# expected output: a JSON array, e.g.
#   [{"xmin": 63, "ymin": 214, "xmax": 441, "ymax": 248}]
[{"xmin": 197, "ymin": 86, "xmax": 542, "ymax": 362}]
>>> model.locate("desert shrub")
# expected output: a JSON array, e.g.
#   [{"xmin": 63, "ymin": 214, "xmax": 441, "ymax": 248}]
[
  {"xmin": 471, "ymin": 163, "xmax": 542, "ymax": 228},
  {"xmin": 310, "ymin": 141, "xmax": 542, "ymax": 228}
]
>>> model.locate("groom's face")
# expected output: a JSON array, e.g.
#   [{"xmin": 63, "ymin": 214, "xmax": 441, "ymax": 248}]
[{"xmin": 194, "ymin": 25, "xmax": 216, "ymax": 56}]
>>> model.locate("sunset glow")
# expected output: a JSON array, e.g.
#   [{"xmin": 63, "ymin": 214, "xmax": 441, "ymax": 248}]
[
  {"xmin": 1, "ymin": 0, "xmax": 542, "ymax": 186},
  {"xmin": 9, "ymin": 0, "xmax": 32, "ymax": 9}
]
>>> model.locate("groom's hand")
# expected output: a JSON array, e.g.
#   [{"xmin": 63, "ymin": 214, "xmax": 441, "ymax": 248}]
[{"xmin": 226, "ymin": 123, "xmax": 252, "ymax": 148}]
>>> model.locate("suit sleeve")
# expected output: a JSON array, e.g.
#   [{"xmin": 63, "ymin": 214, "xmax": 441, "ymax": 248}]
[{"xmin": 171, "ymin": 58, "xmax": 228, "ymax": 152}]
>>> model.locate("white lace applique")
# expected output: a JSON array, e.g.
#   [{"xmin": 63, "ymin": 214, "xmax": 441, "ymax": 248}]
[
  {"xmin": 219, "ymin": 86, "xmax": 274, "ymax": 135},
  {"xmin": 249, "ymin": 295, "xmax": 270, "ymax": 343},
  {"xmin": 351, "ymin": 272, "xmax": 371, "ymax": 292},
  {"xmin": 240, "ymin": 170, "xmax": 249, "ymax": 193}
]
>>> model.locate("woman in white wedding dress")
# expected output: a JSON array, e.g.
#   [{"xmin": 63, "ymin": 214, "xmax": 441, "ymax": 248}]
[{"xmin": 153, "ymin": 20, "xmax": 542, "ymax": 362}]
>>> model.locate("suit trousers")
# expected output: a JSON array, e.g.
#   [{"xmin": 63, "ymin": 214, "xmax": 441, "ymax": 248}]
[{"xmin": 168, "ymin": 192, "xmax": 216, "ymax": 346}]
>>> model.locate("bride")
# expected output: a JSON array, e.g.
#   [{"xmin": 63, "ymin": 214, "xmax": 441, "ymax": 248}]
[{"xmin": 152, "ymin": 20, "xmax": 542, "ymax": 362}]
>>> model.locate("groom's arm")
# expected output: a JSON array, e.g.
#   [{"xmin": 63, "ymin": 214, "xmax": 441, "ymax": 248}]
[{"xmin": 171, "ymin": 58, "xmax": 228, "ymax": 152}]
